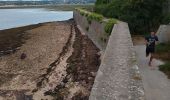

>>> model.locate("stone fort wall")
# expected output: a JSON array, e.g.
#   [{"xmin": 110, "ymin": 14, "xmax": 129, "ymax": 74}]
[{"xmin": 74, "ymin": 11, "xmax": 145, "ymax": 100}]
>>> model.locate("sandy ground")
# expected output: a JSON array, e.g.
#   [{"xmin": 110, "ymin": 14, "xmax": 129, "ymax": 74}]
[
  {"xmin": 0, "ymin": 20, "xmax": 73, "ymax": 99},
  {"xmin": 33, "ymin": 23, "xmax": 101, "ymax": 100},
  {"xmin": 0, "ymin": 20, "xmax": 101, "ymax": 100}
]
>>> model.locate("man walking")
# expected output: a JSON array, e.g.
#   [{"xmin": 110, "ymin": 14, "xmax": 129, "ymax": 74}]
[{"xmin": 145, "ymin": 31, "xmax": 159, "ymax": 67}]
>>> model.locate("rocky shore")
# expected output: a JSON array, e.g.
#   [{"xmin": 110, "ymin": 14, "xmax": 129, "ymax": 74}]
[{"xmin": 0, "ymin": 20, "xmax": 100, "ymax": 100}]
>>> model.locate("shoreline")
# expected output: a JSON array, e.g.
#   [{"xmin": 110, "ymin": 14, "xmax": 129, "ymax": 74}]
[
  {"xmin": 0, "ymin": 21, "xmax": 50, "ymax": 57},
  {"xmin": 0, "ymin": 4, "xmax": 94, "ymax": 11},
  {"xmin": 0, "ymin": 19, "xmax": 74, "ymax": 57},
  {"xmin": 0, "ymin": 19, "xmax": 101, "ymax": 99},
  {"xmin": 0, "ymin": 19, "xmax": 73, "ymax": 99}
]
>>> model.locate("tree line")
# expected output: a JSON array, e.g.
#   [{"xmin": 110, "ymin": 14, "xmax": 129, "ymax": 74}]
[{"xmin": 95, "ymin": 0, "xmax": 170, "ymax": 34}]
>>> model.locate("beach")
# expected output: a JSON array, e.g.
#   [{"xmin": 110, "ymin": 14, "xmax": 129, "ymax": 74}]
[{"xmin": 0, "ymin": 20, "xmax": 100, "ymax": 100}]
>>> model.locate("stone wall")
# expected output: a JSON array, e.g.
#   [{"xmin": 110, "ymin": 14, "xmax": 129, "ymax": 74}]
[
  {"xmin": 74, "ymin": 11, "xmax": 145, "ymax": 100},
  {"xmin": 157, "ymin": 25, "xmax": 170, "ymax": 43},
  {"xmin": 73, "ymin": 11, "xmax": 108, "ymax": 51}
]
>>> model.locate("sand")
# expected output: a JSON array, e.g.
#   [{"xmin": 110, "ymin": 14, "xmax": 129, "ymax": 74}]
[
  {"xmin": 0, "ymin": 20, "xmax": 73, "ymax": 99},
  {"xmin": 0, "ymin": 20, "xmax": 101, "ymax": 100}
]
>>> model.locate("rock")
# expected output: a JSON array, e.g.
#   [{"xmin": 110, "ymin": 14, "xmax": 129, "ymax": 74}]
[
  {"xmin": 20, "ymin": 53, "xmax": 27, "ymax": 60},
  {"xmin": 32, "ymin": 88, "xmax": 38, "ymax": 93},
  {"xmin": 90, "ymin": 72, "xmax": 97, "ymax": 77},
  {"xmin": 88, "ymin": 77, "xmax": 93, "ymax": 80}
]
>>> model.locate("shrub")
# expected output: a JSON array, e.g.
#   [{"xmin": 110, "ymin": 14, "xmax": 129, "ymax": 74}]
[
  {"xmin": 76, "ymin": 8, "xmax": 104, "ymax": 23},
  {"xmin": 87, "ymin": 13, "xmax": 103, "ymax": 22},
  {"xmin": 159, "ymin": 62, "xmax": 170, "ymax": 78},
  {"xmin": 161, "ymin": 14, "xmax": 170, "ymax": 25},
  {"xmin": 95, "ymin": 0, "xmax": 168, "ymax": 35},
  {"xmin": 156, "ymin": 42, "xmax": 170, "ymax": 53},
  {"xmin": 76, "ymin": 8, "xmax": 118, "ymax": 36},
  {"xmin": 104, "ymin": 19, "xmax": 117, "ymax": 36},
  {"xmin": 159, "ymin": 62, "xmax": 170, "ymax": 71}
]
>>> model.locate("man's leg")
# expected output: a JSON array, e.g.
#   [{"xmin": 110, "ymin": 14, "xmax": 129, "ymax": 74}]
[
  {"xmin": 146, "ymin": 47, "xmax": 149, "ymax": 57},
  {"xmin": 149, "ymin": 53, "xmax": 153, "ymax": 66}
]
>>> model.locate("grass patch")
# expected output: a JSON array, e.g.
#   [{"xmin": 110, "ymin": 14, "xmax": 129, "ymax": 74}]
[
  {"xmin": 156, "ymin": 42, "xmax": 170, "ymax": 53},
  {"xmin": 75, "ymin": 8, "xmax": 118, "ymax": 38},
  {"xmin": 104, "ymin": 19, "xmax": 117, "ymax": 36},
  {"xmin": 159, "ymin": 62, "xmax": 170, "ymax": 79},
  {"xmin": 155, "ymin": 42, "xmax": 170, "ymax": 78},
  {"xmin": 155, "ymin": 42, "xmax": 170, "ymax": 60},
  {"xmin": 76, "ymin": 8, "xmax": 104, "ymax": 23}
]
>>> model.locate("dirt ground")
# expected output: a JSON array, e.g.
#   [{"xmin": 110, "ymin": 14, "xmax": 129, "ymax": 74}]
[
  {"xmin": 0, "ymin": 20, "xmax": 101, "ymax": 100},
  {"xmin": 132, "ymin": 35, "xmax": 145, "ymax": 45}
]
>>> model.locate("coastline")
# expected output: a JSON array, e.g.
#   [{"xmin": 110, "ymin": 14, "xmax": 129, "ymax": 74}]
[
  {"xmin": 0, "ymin": 19, "xmax": 101, "ymax": 99},
  {"xmin": 0, "ymin": 22, "xmax": 46, "ymax": 57},
  {"xmin": 0, "ymin": 4, "xmax": 94, "ymax": 11},
  {"xmin": 0, "ymin": 20, "xmax": 73, "ymax": 98}
]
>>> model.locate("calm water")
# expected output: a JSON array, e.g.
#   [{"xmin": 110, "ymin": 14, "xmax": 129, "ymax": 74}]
[{"xmin": 0, "ymin": 8, "xmax": 73, "ymax": 30}]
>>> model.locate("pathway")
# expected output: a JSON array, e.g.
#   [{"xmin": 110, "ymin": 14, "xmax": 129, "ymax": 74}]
[{"xmin": 135, "ymin": 45, "xmax": 170, "ymax": 100}]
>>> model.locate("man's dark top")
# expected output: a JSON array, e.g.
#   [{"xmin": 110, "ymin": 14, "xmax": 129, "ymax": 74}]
[
  {"xmin": 145, "ymin": 35, "xmax": 158, "ymax": 48},
  {"xmin": 145, "ymin": 35, "xmax": 158, "ymax": 54}
]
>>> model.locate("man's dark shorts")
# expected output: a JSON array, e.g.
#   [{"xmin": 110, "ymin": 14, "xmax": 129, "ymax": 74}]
[{"xmin": 146, "ymin": 46, "xmax": 155, "ymax": 57}]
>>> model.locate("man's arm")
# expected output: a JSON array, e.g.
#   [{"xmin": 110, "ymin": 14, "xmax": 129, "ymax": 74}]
[
  {"xmin": 155, "ymin": 36, "xmax": 159, "ymax": 45},
  {"xmin": 145, "ymin": 36, "xmax": 149, "ymax": 45}
]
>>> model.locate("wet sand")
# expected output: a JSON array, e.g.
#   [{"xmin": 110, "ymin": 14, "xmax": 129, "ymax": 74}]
[
  {"xmin": 0, "ymin": 20, "xmax": 101, "ymax": 100},
  {"xmin": 0, "ymin": 24, "xmax": 42, "ymax": 56}
]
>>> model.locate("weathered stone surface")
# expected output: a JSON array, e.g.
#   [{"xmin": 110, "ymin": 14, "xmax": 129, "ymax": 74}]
[
  {"xmin": 89, "ymin": 22, "xmax": 145, "ymax": 100},
  {"xmin": 157, "ymin": 25, "xmax": 170, "ymax": 43},
  {"xmin": 74, "ymin": 11, "xmax": 108, "ymax": 51},
  {"xmin": 74, "ymin": 11, "xmax": 145, "ymax": 100}
]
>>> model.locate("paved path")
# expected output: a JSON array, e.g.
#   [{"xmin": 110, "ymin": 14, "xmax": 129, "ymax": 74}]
[{"xmin": 135, "ymin": 45, "xmax": 170, "ymax": 100}]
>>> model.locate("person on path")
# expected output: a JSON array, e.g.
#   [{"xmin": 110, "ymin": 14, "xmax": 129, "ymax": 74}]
[{"xmin": 145, "ymin": 31, "xmax": 159, "ymax": 67}]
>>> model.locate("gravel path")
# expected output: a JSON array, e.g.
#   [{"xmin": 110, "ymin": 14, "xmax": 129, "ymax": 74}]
[{"xmin": 135, "ymin": 45, "xmax": 170, "ymax": 100}]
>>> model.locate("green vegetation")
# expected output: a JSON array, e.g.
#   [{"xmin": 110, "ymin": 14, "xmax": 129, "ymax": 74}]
[
  {"xmin": 95, "ymin": 0, "xmax": 169, "ymax": 35},
  {"xmin": 104, "ymin": 18, "xmax": 117, "ymax": 36},
  {"xmin": 87, "ymin": 13, "xmax": 103, "ymax": 23},
  {"xmin": 76, "ymin": 8, "xmax": 118, "ymax": 35},
  {"xmin": 159, "ymin": 62, "xmax": 170, "ymax": 78},
  {"xmin": 155, "ymin": 42, "xmax": 170, "ymax": 78},
  {"xmin": 76, "ymin": 8, "xmax": 104, "ymax": 23},
  {"xmin": 159, "ymin": 63, "xmax": 170, "ymax": 72},
  {"xmin": 156, "ymin": 43, "xmax": 170, "ymax": 53}
]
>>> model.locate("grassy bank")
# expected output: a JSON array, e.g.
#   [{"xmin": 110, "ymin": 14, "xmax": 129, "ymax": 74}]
[{"xmin": 155, "ymin": 42, "xmax": 170, "ymax": 78}]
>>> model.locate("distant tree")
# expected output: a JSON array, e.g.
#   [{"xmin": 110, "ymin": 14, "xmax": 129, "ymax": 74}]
[{"xmin": 95, "ymin": 0, "xmax": 169, "ymax": 34}]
